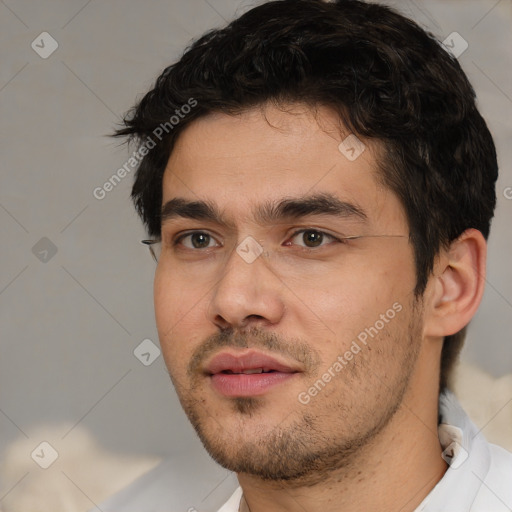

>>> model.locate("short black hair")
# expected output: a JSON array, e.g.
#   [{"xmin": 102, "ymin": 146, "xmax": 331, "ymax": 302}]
[{"xmin": 116, "ymin": 0, "xmax": 498, "ymax": 390}]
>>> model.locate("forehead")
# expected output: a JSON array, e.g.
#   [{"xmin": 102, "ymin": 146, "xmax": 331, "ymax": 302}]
[{"xmin": 162, "ymin": 103, "xmax": 406, "ymax": 231}]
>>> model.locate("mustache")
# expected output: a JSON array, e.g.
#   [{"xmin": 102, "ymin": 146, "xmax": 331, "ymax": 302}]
[{"xmin": 187, "ymin": 326, "xmax": 321, "ymax": 377}]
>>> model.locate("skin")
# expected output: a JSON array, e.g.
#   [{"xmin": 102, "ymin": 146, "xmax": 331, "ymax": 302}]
[{"xmin": 153, "ymin": 103, "xmax": 487, "ymax": 512}]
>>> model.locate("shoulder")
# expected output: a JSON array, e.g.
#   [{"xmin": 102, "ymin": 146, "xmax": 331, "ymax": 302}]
[
  {"xmin": 485, "ymin": 442, "xmax": 512, "ymax": 486},
  {"xmin": 216, "ymin": 487, "xmax": 243, "ymax": 512},
  {"xmin": 471, "ymin": 442, "xmax": 512, "ymax": 511}
]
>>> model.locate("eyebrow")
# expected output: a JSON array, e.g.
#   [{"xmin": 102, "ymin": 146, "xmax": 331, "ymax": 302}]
[{"xmin": 160, "ymin": 193, "xmax": 368, "ymax": 228}]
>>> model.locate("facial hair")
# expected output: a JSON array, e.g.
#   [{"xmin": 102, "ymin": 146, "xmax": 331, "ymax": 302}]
[{"xmin": 171, "ymin": 306, "xmax": 423, "ymax": 486}]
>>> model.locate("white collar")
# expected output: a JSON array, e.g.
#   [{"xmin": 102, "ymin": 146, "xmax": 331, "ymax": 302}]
[{"xmin": 414, "ymin": 389, "xmax": 491, "ymax": 511}]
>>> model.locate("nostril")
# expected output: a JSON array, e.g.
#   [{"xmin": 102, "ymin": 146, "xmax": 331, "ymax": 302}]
[
  {"xmin": 246, "ymin": 314, "xmax": 265, "ymax": 321},
  {"xmin": 212, "ymin": 314, "xmax": 267, "ymax": 332},
  {"xmin": 213, "ymin": 315, "xmax": 231, "ymax": 330}
]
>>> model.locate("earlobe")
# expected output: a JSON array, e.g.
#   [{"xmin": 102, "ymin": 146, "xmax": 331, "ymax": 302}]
[{"xmin": 424, "ymin": 228, "xmax": 487, "ymax": 338}]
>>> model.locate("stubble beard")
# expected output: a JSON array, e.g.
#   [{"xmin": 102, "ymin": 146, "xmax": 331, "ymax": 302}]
[{"xmin": 173, "ymin": 309, "xmax": 423, "ymax": 486}]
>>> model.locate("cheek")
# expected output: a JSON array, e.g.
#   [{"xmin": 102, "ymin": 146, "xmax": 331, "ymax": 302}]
[
  {"xmin": 296, "ymin": 259, "xmax": 411, "ymax": 317},
  {"xmin": 154, "ymin": 272, "xmax": 176, "ymax": 336},
  {"xmin": 290, "ymin": 254, "xmax": 415, "ymax": 360},
  {"xmin": 154, "ymin": 265, "xmax": 203, "ymax": 328},
  {"xmin": 153, "ymin": 271, "xmax": 202, "ymax": 372}
]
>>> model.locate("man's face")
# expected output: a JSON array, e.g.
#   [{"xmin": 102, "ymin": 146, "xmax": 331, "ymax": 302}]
[{"xmin": 154, "ymin": 103, "xmax": 422, "ymax": 482}]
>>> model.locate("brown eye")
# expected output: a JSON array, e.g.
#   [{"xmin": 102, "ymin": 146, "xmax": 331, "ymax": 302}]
[
  {"xmin": 190, "ymin": 233, "xmax": 211, "ymax": 248},
  {"xmin": 177, "ymin": 232, "xmax": 218, "ymax": 249},
  {"xmin": 288, "ymin": 229, "xmax": 336, "ymax": 248},
  {"xmin": 303, "ymin": 230, "xmax": 324, "ymax": 247}
]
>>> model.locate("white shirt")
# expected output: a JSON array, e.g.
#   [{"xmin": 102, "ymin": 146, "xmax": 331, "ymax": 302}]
[
  {"xmin": 217, "ymin": 390, "xmax": 512, "ymax": 512},
  {"xmin": 96, "ymin": 390, "xmax": 512, "ymax": 511}
]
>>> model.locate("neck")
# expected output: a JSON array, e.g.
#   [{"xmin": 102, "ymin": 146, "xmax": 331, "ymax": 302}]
[{"xmin": 238, "ymin": 386, "xmax": 447, "ymax": 512}]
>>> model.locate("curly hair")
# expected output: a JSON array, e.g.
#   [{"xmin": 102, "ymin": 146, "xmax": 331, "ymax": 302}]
[{"xmin": 115, "ymin": 0, "xmax": 498, "ymax": 391}]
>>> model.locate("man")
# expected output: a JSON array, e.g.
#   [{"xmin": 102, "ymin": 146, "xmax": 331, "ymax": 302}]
[{"xmin": 110, "ymin": 0, "xmax": 512, "ymax": 510}]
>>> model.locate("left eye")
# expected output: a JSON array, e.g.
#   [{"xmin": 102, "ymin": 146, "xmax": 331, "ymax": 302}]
[{"xmin": 287, "ymin": 229, "xmax": 337, "ymax": 248}]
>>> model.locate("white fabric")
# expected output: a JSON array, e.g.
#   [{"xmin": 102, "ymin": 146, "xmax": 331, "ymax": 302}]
[
  {"xmin": 217, "ymin": 487, "xmax": 243, "ymax": 512},
  {"xmin": 217, "ymin": 390, "xmax": 512, "ymax": 512}
]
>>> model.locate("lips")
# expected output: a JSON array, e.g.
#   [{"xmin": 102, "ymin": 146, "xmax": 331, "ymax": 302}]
[
  {"xmin": 205, "ymin": 350, "xmax": 300, "ymax": 397},
  {"xmin": 206, "ymin": 351, "xmax": 298, "ymax": 375}
]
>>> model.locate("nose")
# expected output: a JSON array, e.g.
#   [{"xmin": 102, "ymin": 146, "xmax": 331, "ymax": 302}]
[{"xmin": 207, "ymin": 243, "xmax": 286, "ymax": 330}]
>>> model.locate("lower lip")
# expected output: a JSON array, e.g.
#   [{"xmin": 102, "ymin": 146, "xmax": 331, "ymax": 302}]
[{"xmin": 210, "ymin": 372, "xmax": 297, "ymax": 397}]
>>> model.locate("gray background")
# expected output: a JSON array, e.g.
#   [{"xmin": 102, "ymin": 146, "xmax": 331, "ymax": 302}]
[{"xmin": 0, "ymin": 0, "xmax": 511, "ymax": 506}]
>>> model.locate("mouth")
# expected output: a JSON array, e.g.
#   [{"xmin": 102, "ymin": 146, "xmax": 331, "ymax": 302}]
[
  {"xmin": 220, "ymin": 368, "xmax": 279, "ymax": 374},
  {"xmin": 204, "ymin": 350, "xmax": 300, "ymax": 397}
]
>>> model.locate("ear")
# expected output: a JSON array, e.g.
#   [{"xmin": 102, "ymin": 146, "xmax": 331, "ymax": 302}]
[{"xmin": 423, "ymin": 228, "xmax": 487, "ymax": 338}]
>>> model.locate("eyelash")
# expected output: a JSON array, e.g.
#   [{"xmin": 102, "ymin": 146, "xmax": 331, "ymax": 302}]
[{"xmin": 172, "ymin": 229, "xmax": 343, "ymax": 250}]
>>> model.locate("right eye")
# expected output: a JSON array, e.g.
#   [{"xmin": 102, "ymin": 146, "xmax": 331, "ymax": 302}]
[{"xmin": 174, "ymin": 231, "xmax": 221, "ymax": 250}]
